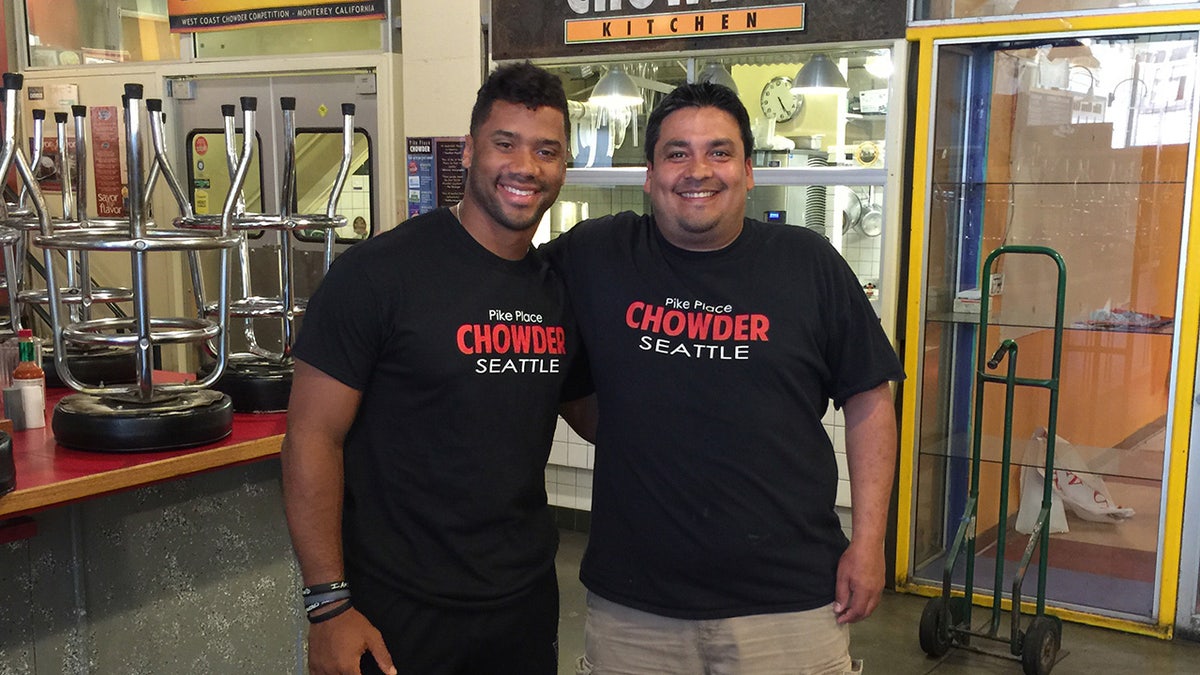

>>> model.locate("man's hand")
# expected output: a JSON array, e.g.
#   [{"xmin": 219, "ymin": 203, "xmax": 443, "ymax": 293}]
[
  {"xmin": 308, "ymin": 607, "xmax": 396, "ymax": 675},
  {"xmin": 832, "ymin": 539, "xmax": 885, "ymax": 624}
]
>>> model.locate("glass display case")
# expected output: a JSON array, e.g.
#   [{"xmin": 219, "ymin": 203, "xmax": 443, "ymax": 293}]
[{"xmin": 905, "ymin": 28, "xmax": 1197, "ymax": 626}]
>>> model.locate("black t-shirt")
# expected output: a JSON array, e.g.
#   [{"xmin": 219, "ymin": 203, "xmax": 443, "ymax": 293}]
[
  {"xmin": 544, "ymin": 212, "xmax": 904, "ymax": 619},
  {"xmin": 294, "ymin": 207, "xmax": 582, "ymax": 608}
]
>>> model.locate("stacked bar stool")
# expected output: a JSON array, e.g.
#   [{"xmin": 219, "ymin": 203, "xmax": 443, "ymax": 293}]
[
  {"xmin": 31, "ymin": 84, "xmax": 247, "ymax": 451},
  {"xmin": 167, "ymin": 97, "xmax": 355, "ymax": 412},
  {"xmin": 0, "ymin": 74, "xmax": 136, "ymax": 384},
  {"xmin": 0, "ymin": 83, "xmax": 48, "ymax": 337}
]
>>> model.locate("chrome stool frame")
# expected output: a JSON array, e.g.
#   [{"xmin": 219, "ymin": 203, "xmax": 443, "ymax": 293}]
[
  {"xmin": 165, "ymin": 97, "xmax": 355, "ymax": 412},
  {"xmin": 0, "ymin": 74, "xmax": 136, "ymax": 386},
  {"xmin": 31, "ymin": 85, "xmax": 250, "ymax": 451}
]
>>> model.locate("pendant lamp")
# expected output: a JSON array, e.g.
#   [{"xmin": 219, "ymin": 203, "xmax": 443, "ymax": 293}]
[
  {"xmin": 790, "ymin": 54, "xmax": 848, "ymax": 94},
  {"xmin": 697, "ymin": 62, "xmax": 738, "ymax": 95},
  {"xmin": 589, "ymin": 68, "xmax": 644, "ymax": 107}
]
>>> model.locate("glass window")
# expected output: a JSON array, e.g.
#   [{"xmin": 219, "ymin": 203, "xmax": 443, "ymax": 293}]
[
  {"xmin": 542, "ymin": 48, "xmax": 893, "ymax": 170},
  {"xmin": 537, "ymin": 47, "xmax": 897, "ymax": 314},
  {"xmin": 25, "ymin": 0, "xmax": 181, "ymax": 65},
  {"xmin": 914, "ymin": 0, "xmax": 1198, "ymax": 22},
  {"xmin": 22, "ymin": 1, "xmax": 383, "ymax": 66},
  {"xmin": 186, "ymin": 130, "xmax": 265, "ymax": 216},
  {"xmin": 184, "ymin": 129, "xmax": 372, "ymax": 245},
  {"xmin": 291, "ymin": 130, "xmax": 374, "ymax": 245},
  {"xmin": 913, "ymin": 31, "xmax": 1196, "ymax": 620}
]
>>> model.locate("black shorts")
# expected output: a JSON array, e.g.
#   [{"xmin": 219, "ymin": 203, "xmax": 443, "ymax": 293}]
[{"xmin": 359, "ymin": 571, "xmax": 559, "ymax": 675}]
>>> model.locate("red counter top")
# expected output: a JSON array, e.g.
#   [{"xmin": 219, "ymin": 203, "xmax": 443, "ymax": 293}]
[{"xmin": 1, "ymin": 385, "xmax": 286, "ymax": 520}]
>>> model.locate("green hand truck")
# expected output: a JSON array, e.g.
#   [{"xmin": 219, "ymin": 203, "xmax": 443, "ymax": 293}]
[{"xmin": 919, "ymin": 245, "xmax": 1067, "ymax": 675}]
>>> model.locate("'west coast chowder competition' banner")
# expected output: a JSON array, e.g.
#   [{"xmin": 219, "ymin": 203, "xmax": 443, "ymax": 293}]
[{"xmin": 168, "ymin": 0, "xmax": 385, "ymax": 32}]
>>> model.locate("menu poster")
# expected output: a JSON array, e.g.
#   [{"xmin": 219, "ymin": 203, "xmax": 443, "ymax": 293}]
[
  {"xmin": 435, "ymin": 139, "xmax": 465, "ymax": 208},
  {"xmin": 90, "ymin": 106, "xmax": 127, "ymax": 219},
  {"xmin": 406, "ymin": 136, "xmax": 466, "ymax": 218},
  {"xmin": 28, "ymin": 136, "xmax": 77, "ymax": 194},
  {"xmin": 406, "ymin": 137, "xmax": 435, "ymax": 218}
]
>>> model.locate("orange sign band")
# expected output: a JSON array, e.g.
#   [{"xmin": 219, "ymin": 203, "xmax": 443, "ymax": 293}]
[{"xmin": 565, "ymin": 4, "xmax": 805, "ymax": 44}]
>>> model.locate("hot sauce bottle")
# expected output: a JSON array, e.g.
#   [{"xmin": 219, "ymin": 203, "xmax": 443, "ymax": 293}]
[{"xmin": 12, "ymin": 329, "xmax": 45, "ymax": 429}]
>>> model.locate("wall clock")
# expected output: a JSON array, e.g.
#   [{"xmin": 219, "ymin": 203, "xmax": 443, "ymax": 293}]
[{"xmin": 759, "ymin": 76, "xmax": 802, "ymax": 123}]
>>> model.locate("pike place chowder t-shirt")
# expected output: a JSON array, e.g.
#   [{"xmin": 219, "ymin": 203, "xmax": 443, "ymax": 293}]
[
  {"xmin": 543, "ymin": 211, "xmax": 903, "ymax": 619},
  {"xmin": 294, "ymin": 207, "xmax": 584, "ymax": 608}
]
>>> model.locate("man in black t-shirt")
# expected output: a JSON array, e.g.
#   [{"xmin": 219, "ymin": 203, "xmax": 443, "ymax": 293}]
[
  {"xmin": 282, "ymin": 62, "xmax": 588, "ymax": 675},
  {"xmin": 548, "ymin": 83, "xmax": 905, "ymax": 673}
]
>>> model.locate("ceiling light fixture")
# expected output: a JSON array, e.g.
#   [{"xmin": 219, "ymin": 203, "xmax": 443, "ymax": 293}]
[
  {"xmin": 588, "ymin": 68, "xmax": 644, "ymax": 108},
  {"xmin": 697, "ymin": 62, "xmax": 739, "ymax": 95},
  {"xmin": 864, "ymin": 51, "xmax": 894, "ymax": 80},
  {"xmin": 790, "ymin": 54, "xmax": 848, "ymax": 95}
]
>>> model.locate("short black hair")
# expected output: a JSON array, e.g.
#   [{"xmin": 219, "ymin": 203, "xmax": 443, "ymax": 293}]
[
  {"xmin": 469, "ymin": 62, "xmax": 569, "ymax": 137},
  {"xmin": 644, "ymin": 82, "xmax": 754, "ymax": 164}
]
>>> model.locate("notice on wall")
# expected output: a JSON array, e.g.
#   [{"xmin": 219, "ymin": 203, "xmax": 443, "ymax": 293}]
[
  {"xmin": 90, "ymin": 106, "xmax": 127, "ymax": 219},
  {"xmin": 168, "ymin": 0, "xmax": 385, "ymax": 33},
  {"xmin": 406, "ymin": 137, "xmax": 435, "ymax": 217},
  {"xmin": 406, "ymin": 137, "xmax": 466, "ymax": 218},
  {"xmin": 27, "ymin": 137, "xmax": 77, "ymax": 194},
  {"xmin": 26, "ymin": 83, "xmax": 79, "ymax": 108},
  {"xmin": 435, "ymin": 140, "xmax": 465, "ymax": 208}
]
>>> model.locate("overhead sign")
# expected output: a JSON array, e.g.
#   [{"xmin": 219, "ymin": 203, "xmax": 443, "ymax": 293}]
[
  {"xmin": 565, "ymin": 3, "xmax": 804, "ymax": 45},
  {"xmin": 168, "ymin": 0, "xmax": 385, "ymax": 33},
  {"xmin": 493, "ymin": 0, "xmax": 904, "ymax": 60}
]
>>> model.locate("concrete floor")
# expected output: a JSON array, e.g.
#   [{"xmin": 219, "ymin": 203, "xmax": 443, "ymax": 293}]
[{"xmin": 554, "ymin": 530, "xmax": 1200, "ymax": 674}]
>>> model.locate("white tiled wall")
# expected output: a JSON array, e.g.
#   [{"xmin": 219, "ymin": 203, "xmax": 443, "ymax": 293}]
[
  {"xmin": 828, "ymin": 406, "xmax": 855, "ymax": 541},
  {"xmin": 546, "ymin": 415, "xmax": 595, "ymax": 511},
  {"xmin": 555, "ymin": 185, "xmax": 648, "ymax": 220},
  {"xmin": 823, "ymin": 405, "xmax": 851, "ymax": 509},
  {"xmin": 841, "ymin": 224, "xmax": 883, "ymax": 288}
]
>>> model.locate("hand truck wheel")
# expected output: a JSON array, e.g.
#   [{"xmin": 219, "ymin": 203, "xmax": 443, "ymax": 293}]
[
  {"xmin": 919, "ymin": 596, "xmax": 953, "ymax": 658},
  {"xmin": 1021, "ymin": 615, "xmax": 1061, "ymax": 675}
]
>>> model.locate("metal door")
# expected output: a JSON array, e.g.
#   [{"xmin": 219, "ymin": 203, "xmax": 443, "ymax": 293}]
[{"xmin": 166, "ymin": 71, "xmax": 378, "ymax": 352}]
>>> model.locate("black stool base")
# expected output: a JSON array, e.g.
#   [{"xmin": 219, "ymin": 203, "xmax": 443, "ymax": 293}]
[
  {"xmin": 43, "ymin": 347, "xmax": 138, "ymax": 389},
  {"xmin": 0, "ymin": 430, "xmax": 13, "ymax": 495},
  {"xmin": 200, "ymin": 360, "xmax": 292, "ymax": 413},
  {"xmin": 52, "ymin": 390, "xmax": 234, "ymax": 452}
]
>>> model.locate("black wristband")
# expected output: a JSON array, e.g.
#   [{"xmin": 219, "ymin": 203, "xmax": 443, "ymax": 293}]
[
  {"xmin": 302, "ymin": 580, "xmax": 349, "ymax": 596},
  {"xmin": 305, "ymin": 589, "xmax": 351, "ymax": 613},
  {"xmin": 308, "ymin": 599, "xmax": 352, "ymax": 624}
]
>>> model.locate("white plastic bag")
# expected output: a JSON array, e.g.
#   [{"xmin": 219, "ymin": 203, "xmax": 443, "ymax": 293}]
[{"xmin": 1014, "ymin": 429, "xmax": 1134, "ymax": 535}]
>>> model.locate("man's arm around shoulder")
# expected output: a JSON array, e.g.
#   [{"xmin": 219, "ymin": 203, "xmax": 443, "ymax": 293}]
[{"xmin": 559, "ymin": 393, "xmax": 598, "ymax": 445}]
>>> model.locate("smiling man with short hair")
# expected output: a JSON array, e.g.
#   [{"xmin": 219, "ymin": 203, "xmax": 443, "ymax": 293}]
[
  {"xmin": 283, "ymin": 62, "xmax": 586, "ymax": 675},
  {"xmin": 548, "ymin": 82, "xmax": 905, "ymax": 674}
]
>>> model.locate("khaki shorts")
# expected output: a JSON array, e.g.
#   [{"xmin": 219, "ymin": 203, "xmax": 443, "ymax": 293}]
[{"xmin": 576, "ymin": 592, "xmax": 863, "ymax": 675}]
